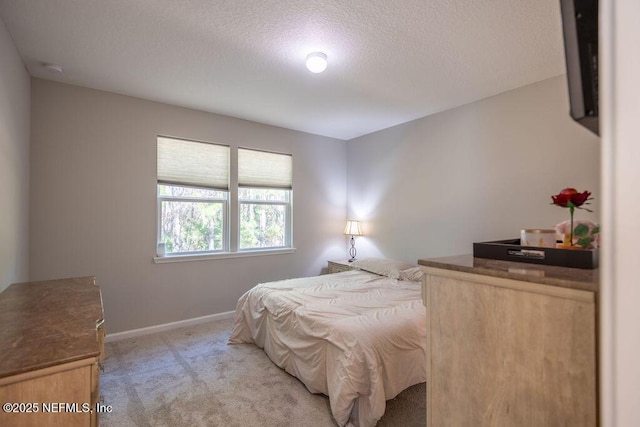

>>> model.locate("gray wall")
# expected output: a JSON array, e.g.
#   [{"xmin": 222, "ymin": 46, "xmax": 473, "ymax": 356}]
[
  {"xmin": 0, "ymin": 18, "xmax": 30, "ymax": 291},
  {"xmin": 346, "ymin": 76, "xmax": 600, "ymax": 263},
  {"xmin": 30, "ymin": 79, "xmax": 347, "ymax": 333}
]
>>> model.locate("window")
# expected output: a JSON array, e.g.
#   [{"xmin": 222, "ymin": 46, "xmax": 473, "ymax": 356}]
[
  {"xmin": 156, "ymin": 139, "xmax": 293, "ymax": 258},
  {"xmin": 157, "ymin": 136, "xmax": 229, "ymax": 255},
  {"xmin": 239, "ymin": 188, "xmax": 290, "ymax": 249},
  {"xmin": 238, "ymin": 148, "xmax": 293, "ymax": 250},
  {"xmin": 158, "ymin": 185, "xmax": 227, "ymax": 254}
]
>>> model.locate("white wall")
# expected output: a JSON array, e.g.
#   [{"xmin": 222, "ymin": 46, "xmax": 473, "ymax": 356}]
[
  {"xmin": 600, "ymin": 0, "xmax": 640, "ymax": 425},
  {"xmin": 30, "ymin": 79, "xmax": 347, "ymax": 333},
  {"xmin": 346, "ymin": 75, "xmax": 600, "ymax": 263},
  {"xmin": 0, "ymin": 17, "xmax": 30, "ymax": 291}
]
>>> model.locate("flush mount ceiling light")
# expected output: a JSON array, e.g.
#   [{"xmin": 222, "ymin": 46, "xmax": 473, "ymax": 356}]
[{"xmin": 306, "ymin": 52, "xmax": 328, "ymax": 73}]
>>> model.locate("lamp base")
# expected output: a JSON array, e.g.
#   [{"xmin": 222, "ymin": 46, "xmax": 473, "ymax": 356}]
[{"xmin": 348, "ymin": 236, "xmax": 357, "ymax": 262}]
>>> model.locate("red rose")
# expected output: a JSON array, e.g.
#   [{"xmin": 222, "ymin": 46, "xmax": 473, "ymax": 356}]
[
  {"xmin": 551, "ymin": 188, "xmax": 591, "ymax": 208},
  {"xmin": 551, "ymin": 188, "xmax": 595, "ymax": 248}
]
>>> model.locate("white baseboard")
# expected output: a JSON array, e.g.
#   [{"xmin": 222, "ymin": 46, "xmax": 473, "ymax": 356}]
[{"xmin": 105, "ymin": 311, "xmax": 235, "ymax": 343}]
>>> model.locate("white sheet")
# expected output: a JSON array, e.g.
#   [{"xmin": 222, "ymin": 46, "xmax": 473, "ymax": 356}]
[{"xmin": 229, "ymin": 270, "xmax": 427, "ymax": 427}]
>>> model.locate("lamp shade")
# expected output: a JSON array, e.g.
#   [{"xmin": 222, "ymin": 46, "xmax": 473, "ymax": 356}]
[{"xmin": 343, "ymin": 220, "xmax": 362, "ymax": 236}]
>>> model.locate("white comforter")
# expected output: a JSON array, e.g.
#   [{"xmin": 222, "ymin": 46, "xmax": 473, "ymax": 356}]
[{"xmin": 228, "ymin": 270, "xmax": 427, "ymax": 427}]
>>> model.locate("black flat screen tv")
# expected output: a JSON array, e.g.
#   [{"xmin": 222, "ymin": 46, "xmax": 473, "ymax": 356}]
[{"xmin": 559, "ymin": 0, "xmax": 599, "ymax": 135}]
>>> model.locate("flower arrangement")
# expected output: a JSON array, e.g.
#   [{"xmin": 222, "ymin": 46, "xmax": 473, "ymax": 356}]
[{"xmin": 551, "ymin": 188, "xmax": 599, "ymax": 249}]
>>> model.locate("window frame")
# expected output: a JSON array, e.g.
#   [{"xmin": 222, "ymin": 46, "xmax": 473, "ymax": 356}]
[
  {"xmin": 154, "ymin": 139, "xmax": 295, "ymax": 262},
  {"xmin": 237, "ymin": 187, "xmax": 293, "ymax": 251},
  {"xmin": 157, "ymin": 184, "xmax": 229, "ymax": 255}
]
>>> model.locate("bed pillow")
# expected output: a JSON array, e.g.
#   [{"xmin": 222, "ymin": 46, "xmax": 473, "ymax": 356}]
[
  {"xmin": 398, "ymin": 266, "xmax": 425, "ymax": 282},
  {"xmin": 351, "ymin": 258, "xmax": 415, "ymax": 279}
]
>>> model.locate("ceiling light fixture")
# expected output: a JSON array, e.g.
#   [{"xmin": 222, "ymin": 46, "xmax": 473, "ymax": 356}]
[{"xmin": 306, "ymin": 52, "xmax": 327, "ymax": 73}]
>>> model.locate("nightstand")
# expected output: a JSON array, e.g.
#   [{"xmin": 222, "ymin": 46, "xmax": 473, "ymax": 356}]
[{"xmin": 327, "ymin": 259, "xmax": 354, "ymax": 274}]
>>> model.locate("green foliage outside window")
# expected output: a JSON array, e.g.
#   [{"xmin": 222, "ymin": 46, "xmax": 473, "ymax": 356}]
[
  {"xmin": 239, "ymin": 188, "xmax": 288, "ymax": 249},
  {"xmin": 159, "ymin": 185, "xmax": 289, "ymax": 254},
  {"xmin": 240, "ymin": 204, "xmax": 286, "ymax": 249},
  {"xmin": 161, "ymin": 200, "xmax": 223, "ymax": 253},
  {"xmin": 159, "ymin": 185, "xmax": 225, "ymax": 253}
]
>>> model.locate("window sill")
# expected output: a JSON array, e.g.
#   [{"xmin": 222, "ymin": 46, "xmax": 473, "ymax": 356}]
[{"xmin": 153, "ymin": 248, "xmax": 296, "ymax": 264}]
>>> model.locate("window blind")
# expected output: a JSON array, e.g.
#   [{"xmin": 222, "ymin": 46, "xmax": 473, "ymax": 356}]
[
  {"xmin": 238, "ymin": 148, "xmax": 292, "ymax": 189},
  {"xmin": 157, "ymin": 136, "xmax": 229, "ymax": 190}
]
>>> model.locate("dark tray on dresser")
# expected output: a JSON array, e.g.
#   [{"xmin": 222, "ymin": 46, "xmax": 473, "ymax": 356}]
[{"xmin": 473, "ymin": 238, "xmax": 598, "ymax": 269}]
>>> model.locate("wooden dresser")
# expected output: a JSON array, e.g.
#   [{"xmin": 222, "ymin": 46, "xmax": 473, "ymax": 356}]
[
  {"xmin": 0, "ymin": 276, "xmax": 105, "ymax": 427},
  {"xmin": 418, "ymin": 255, "xmax": 598, "ymax": 427}
]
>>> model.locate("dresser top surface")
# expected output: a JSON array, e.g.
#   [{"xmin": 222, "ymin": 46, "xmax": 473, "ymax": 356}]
[
  {"xmin": 0, "ymin": 276, "xmax": 104, "ymax": 378},
  {"xmin": 418, "ymin": 254, "xmax": 599, "ymax": 293}
]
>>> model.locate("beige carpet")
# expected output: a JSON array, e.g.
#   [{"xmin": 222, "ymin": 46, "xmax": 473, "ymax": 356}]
[{"xmin": 100, "ymin": 317, "xmax": 425, "ymax": 427}]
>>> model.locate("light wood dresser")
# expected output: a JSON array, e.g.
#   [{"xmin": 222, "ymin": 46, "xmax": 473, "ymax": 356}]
[
  {"xmin": 418, "ymin": 255, "xmax": 598, "ymax": 427},
  {"xmin": 0, "ymin": 276, "xmax": 105, "ymax": 427}
]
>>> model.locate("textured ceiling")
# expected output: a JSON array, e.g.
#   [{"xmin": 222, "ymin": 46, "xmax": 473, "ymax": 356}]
[{"xmin": 0, "ymin": 0, "xmax": 565, "ymax": 140}]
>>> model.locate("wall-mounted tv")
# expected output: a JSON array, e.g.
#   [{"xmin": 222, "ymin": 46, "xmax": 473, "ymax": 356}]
[{"xmin": 559, "ymin": 0, "xmax": 599, "ymax": 135}]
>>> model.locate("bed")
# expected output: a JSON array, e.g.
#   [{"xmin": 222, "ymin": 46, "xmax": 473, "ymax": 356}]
[{"xmin": 228, "ymin": 258, "xmax": 427, "ymax": 427}]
